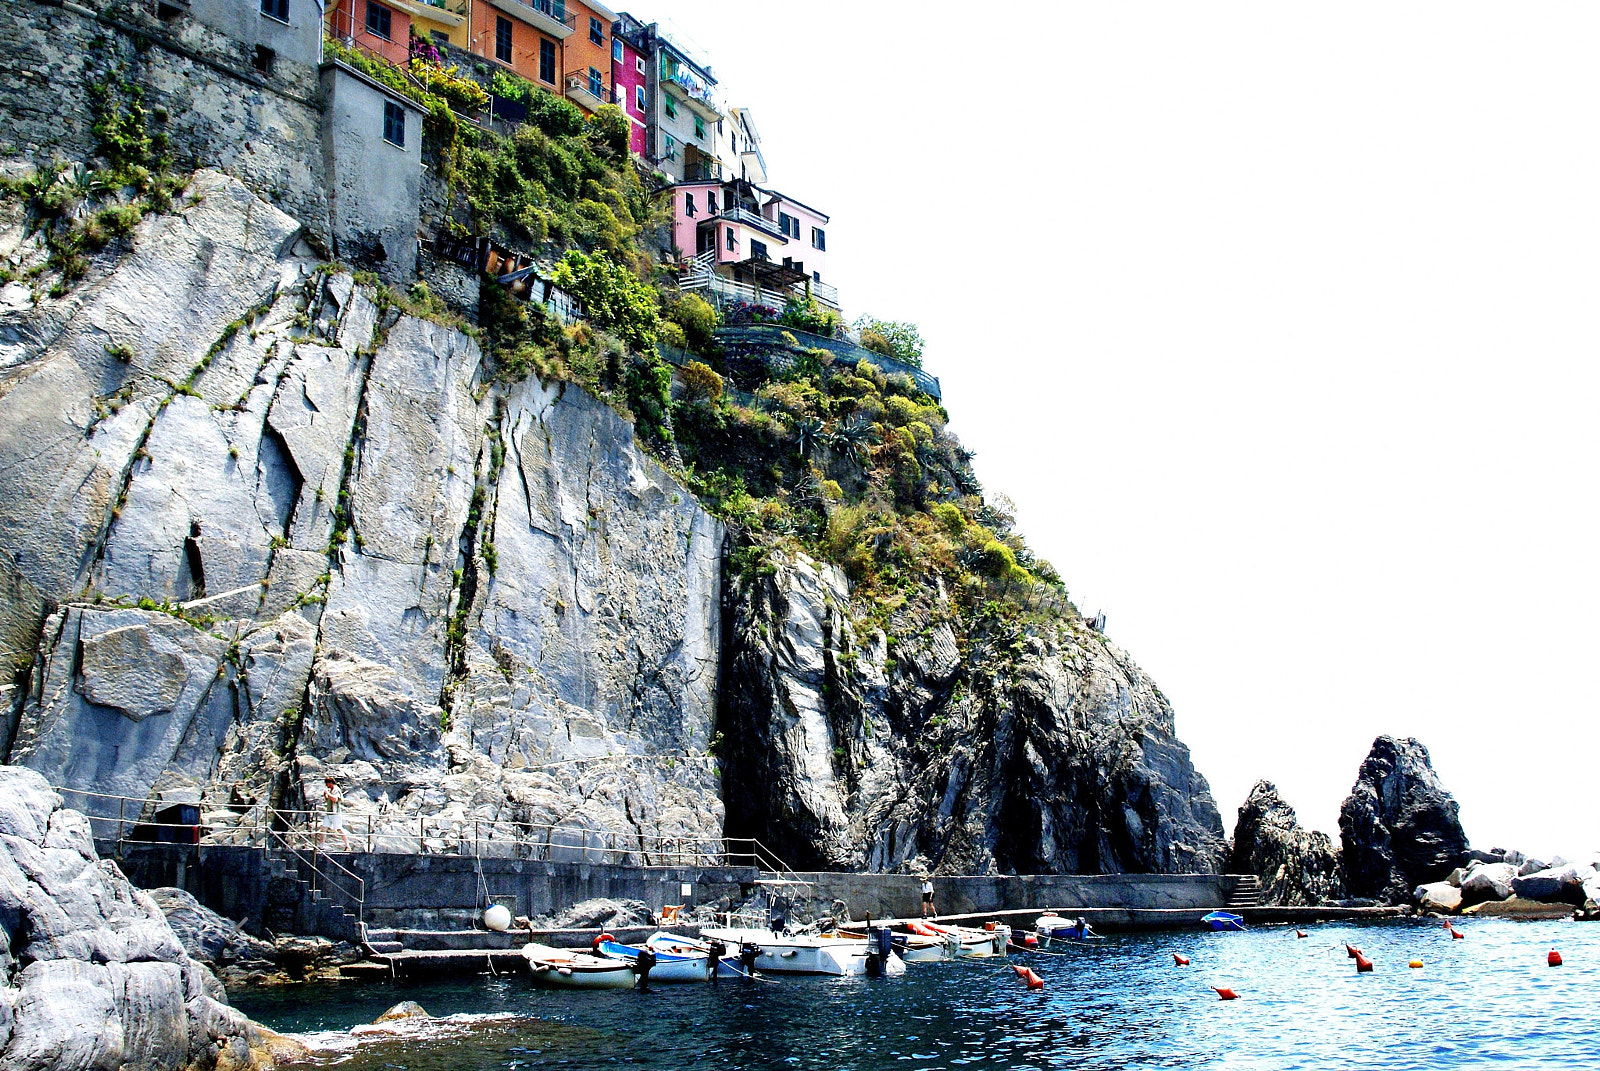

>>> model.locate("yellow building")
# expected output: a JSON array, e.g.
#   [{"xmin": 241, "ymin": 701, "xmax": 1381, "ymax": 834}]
[{"xmin": 399, "ymin": 0, "xmax": 469, "ymax": 49}]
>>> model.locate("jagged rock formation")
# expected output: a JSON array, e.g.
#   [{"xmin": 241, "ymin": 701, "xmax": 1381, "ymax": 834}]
[
  {"xmin": 719, "ymin": 552, "xmax": 1227, "ymax": 873},
  {"xmin": 1338, "ymin": 735, "xmax": 1468, "ymax": 903},
  {"xmin": 0, "ymin": 171, "xmax": 722, "ymax": 852},
  {"xmin": 1226, "ymin": 781, "xmax": 1345, "ymax": 905},
  {"xmin": 0, "ymin": 171, "xmax": 1225, "ymax": 877},
  {"xmin": 0, "ymin": 766, "xmax": 297, "ymax": 1070}
]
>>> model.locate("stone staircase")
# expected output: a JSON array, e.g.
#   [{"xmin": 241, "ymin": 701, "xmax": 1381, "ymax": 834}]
[
  {"xmin": 1225, "ymin": 875, "xmax": 1263, "ymax": 909},
  {"xmin": 264, "ymin": 852, "xmax": 363, "ymax": 943}
]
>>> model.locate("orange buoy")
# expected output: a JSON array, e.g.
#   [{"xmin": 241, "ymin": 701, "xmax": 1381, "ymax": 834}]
[
  {"xmin": 1355, "ymin": 953, "xmax": 1374, "ymax": 973},
  {"xmin": 1345, "ymin": 944, "xmax": 1362, "ymax": 959},
  {"xmin": 1448, "ymin": 926, "xmax": 1464, "ymax": 940},
  {"xmin": 591, "ymin": 932, "xmax": 615, "ymax": 950},
  {"xmin": 1409, "ymin": 959, "xmax": 1424, "ymax": 969},
  {"xmin": 1548, "ymin": 950, "xmax": 1563, "ymax": 967},
  {"xmin": 1213, "ymin": 987, "xmax": 1240, "ymax": 1000},
  {"xmin": 1295, "ymin": 929, "xmax": 1308, "ymax": 939},
  {"xmin": 1012, "ymin": 965, "xmax": 1045, "ymax": 990},
  {"xmin": 1173, "ymin": 953, "xmax": 1190, "ymax": 966}
]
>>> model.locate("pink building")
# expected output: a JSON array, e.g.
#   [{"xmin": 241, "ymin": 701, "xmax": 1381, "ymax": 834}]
[
  {"xmin": 610, "ymin": 22, "xmax": 648, "ymax": 157},
  {"xmin": 673, "ymin": 179, "xmax": 835, "ymax": 309}
]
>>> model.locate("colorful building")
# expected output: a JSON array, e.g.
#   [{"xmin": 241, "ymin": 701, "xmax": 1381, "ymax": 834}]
[
  {"xmin": 613, "ymin": 14, "xmax": 721, "ymax": 182},
  {"xmin": 327, "ymin": 0, "xmax": 470, "ymax": 62},
  {"xmin": 672, "ymin": 179, "xmax": 835, "ymax": 309},
  {"xmin": 467, "ymin": 0, "xmax": 571, "ymax": 92},
  {"xmin": 560, "ymin": 0, "xmax": 617, "ymax": 113},
  {"xmin": 611, "ymin": 18, "xmax": 649, "ymax": 156}
]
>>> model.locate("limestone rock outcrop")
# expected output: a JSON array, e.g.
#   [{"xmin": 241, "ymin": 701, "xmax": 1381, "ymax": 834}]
[
  {"xmin": 0, "ymin": 766, "xmax": 296, "ymax": 1071},
  {"xmin": 718, "ymin": 552, "xmax": 1227, "ymax": 874},
  {"xmin": 0, "ymin": 170, "xmax": 1224, "ymax": 880},
  {"xmin": 1227, "ymin": 781, "xmax": 1346, "ymax": 906},
  {"xmin": 147, "ymin": 888, "xmax": 277, "ymax": 973},
  {"xmin": 1338, "ymin": 736, "xmax": 1468, "ymax": 904}
]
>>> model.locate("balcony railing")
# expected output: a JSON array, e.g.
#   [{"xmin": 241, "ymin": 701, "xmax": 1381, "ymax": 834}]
[
  {"xmin": 722, "ymin": 205, "xmax": 787, "ymax": 239},
  {"xmin": 682, "ymin": 158, "xmax": 721, "ymax": 182},
  {"xmin": 563, "ymin": 70, "xmax": 614, "ymax": 109},
  {"xmin": 493, "ymin": 0, "xmax": 575, "ymax": 35}
]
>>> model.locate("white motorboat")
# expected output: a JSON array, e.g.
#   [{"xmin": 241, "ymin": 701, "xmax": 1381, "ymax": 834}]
[
  {"xmin": 700, "ymin": 926, "xmax": 906, "ymax": 977},
  {"xmin": 521, "ymin": 942, "xmax": 636, "ymax": 989},
  {"xmin": 644, "ymin": 932, "xmax": 759, "ymax": 978},
  {"xmin": 1035, "ymin": 914, "xmax": 1103, "ymax": 941},
  {"xmin": 839, "ymin": 926, "xmax": 957, "ymax": 962},
  {"xmin": 909, "ymin": 920, "xmax": 1011, "ymax": 958}
]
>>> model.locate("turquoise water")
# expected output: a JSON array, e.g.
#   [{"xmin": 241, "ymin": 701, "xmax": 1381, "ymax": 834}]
[{"xmin": 235, "ymin": 919, "xmax": 1600, "ymax": 1070}]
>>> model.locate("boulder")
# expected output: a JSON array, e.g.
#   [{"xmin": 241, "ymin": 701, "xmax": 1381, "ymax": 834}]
[
  {"xmin": 1227, "ymin": 781, "xmax": 1346, "ymax": 905},
  {"xmin": 0, "ymin": 765, "xmax": 287, "ymax": 1070},
  {"xmin": 374, "ymin": 1001, "xmax": 430, "ymax": 1023},
  {"xmin": 1338, "ymin": 736, "xmax": 1469, "ymax": 904},
  {"xmin": 1512, "ymin": 865, "xmax": 1586, "ymax": 905},
  {"xmin": 1465, "ymin": 848, "xmax": 1504, "ymax": 865},
  {"xmin": 1582, "ymin": 874, "xmax": 1600, "ymax": 908},
  {"xmin": 1502, "ymin": 849, "xmax": 1527, "ymax": 867},
  {"xmin": 1414, "ymin": 881, "xmax": 1463, "ymax": 914},
  {"xmin": 1517, "ymin": 858, "xmax": 1549, "ymax": 877},
  {"xmin": 147, "ymin": 887, "xmax": 276, "ymax": 968},
  {"xmin": 1459, "ymin": 862, "xmax": 1518, "ymax": 905},
  {"xmin": 1462, "ymin": 896, "xmax": 1575, "ymax": 920},
  {"xmin": 541, "ymin": 898, "xmax": 653, "ymax": 930}
]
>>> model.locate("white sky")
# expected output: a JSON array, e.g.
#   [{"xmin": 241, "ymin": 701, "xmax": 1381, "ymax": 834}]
[{"xmin": 653, "ymin": 2, "xmax": 1600, "ymax": 859}]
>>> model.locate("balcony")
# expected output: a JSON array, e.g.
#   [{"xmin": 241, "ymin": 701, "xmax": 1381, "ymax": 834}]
[
  {"xmin": 682, "ymin": 158, "xmax": 721, "ymax": 182},
  {"xmin": 663, "ymin": 70, "xmax": 721, "ymax": 119},
  {"xmin": 484, "ymin": 0, "xmax": 575, "ymax": 38},
  {"xmin": 563, "ymin": 70, "xmax": 613, "ymax": 112},
  {"xmin": 389, "ymin": 0, "xmax": 467, "ymax": 24},
  {"xmin": 722, "ymin": 206, "xmax": 787, "ymax": 242}
]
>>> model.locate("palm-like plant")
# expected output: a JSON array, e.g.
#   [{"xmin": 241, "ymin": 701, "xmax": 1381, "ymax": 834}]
[
  {"xmin": 793, "ymin": 416, "xmax": 824, "ymax": 458},
  {"xmin": 56, "ymin": 163, "xmax": 107, "ymax": 218},
  {"xmin": 830, "ymin": 414, "xmax": 875, "ymax": 464}
]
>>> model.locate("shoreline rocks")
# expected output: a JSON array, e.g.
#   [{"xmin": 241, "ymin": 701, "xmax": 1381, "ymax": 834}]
[
  {"xmin": 0, "ymin": 765, "xmax": 302, "ymax": 1070},
  {"xmin": 1227, "ymin": 781, "xmax": 1346, "ymax": 906}
]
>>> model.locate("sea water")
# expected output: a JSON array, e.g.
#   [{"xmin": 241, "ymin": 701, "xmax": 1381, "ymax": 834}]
[{"xmin": 234, "ymin": 918, "xmax": 1600, "ymax": 1070}]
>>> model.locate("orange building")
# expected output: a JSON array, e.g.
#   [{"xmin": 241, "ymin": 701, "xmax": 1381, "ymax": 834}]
[
  {"xmin": 559, "ymin": 0, "xmax": 617, "ymax": 113},
  {"xmin": 468, "ymin": 0, "xmax": 571, "ymax": 92}
]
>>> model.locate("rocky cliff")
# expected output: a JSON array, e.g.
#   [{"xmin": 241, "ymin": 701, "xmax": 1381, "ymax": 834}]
[
  {"xmin": 1339, "ymin": 735, "xmax": 1468, "ymax": 903},
  {"xmin": 1226, "ymin": 781, "xmax": 1345, "ymax": 905},
  {"xmin": 0, "ymin": 169, "xmax": 1225, "ymax": 875}
]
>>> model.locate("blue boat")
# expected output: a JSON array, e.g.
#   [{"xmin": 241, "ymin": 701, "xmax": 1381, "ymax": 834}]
[{"xmin": 1201, "ymin": 911, "xmax": 1246, "ymax": 932}]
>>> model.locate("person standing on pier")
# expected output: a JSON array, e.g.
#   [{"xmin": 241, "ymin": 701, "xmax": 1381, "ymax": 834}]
[
  {"xmin": 921, "ymin": 875, "xmax": 935, "ymax": 918},
  {"xmin": 319, "ymin": 776, "xmax": 350, "ymax": 851}
]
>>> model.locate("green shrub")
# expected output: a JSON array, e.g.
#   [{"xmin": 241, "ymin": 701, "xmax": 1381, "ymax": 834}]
[
  {"xmin": 587, "ymin": 104, "xmax": 630, "ymax": 156},
  {"xmin": 552, "ymin": 250, "xmax": 660, "ymax": 351},
  {"xmin": 852, "ymin": 316, "xmax": 925, "ymax": 368},
  {"xmin": 668, "ymin": 292, "xmax": 719, "ymax": 352},
  {"xmin": 659, "ymin": 321, "xmax": 688, "ymax": 349},
  {"xmin": 932, "ymin": 502, "xmax": 966, "ymax": 537},
  {"xmin": 679, "ymin": 360, "xmax": 723, "ymax": 402}
]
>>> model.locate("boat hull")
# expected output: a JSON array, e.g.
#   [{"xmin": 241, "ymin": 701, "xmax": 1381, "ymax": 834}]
[
  {"xmin": 700, "ymin": 928, "xmax": 906, "ymax": 977},
  {"xmin": 596, "ymin": 939, "xmax": 708, "ymax": 983},
  {"xmin": 522, "ymin": 943, "xmax": 636, "ymax": 989}
]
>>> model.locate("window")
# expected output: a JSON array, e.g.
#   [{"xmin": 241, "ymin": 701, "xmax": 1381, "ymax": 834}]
[
  {"xmin": 635, "ymin": 56, "xmax": 645, "ymax": 75},
  {"xmin": 252, "ymin": 44, "xmax": 275, "ymax": 74},
  {"xmin": 706, "ymin": 192, "xmax": 717, "ymax": 213},
  {"xmin": 693, "ymin": 113, "xmax": 705, "ymax": 140},
  {"xmin": 383, "ymin": 101, "xmax": 406, "ymax": 147},
  {"xmin": 495, "ymin": 17, "xmax": 512, "ymax": 63},
  {"xmin": 663, "ymin": 94, "xmax": 677, "ymax": 120},
  {"xmin": 811, "ymin": 227, "xmax": 826, "ymax": 251},
  {"xmin": 634, "ymin": 85, "xmax": 646, "ymax": 113},
  {"xmin": 779, "ymin": 212, "xmax": 800, "ymax": 239},
  {"xmin": 590, "ymin": 16, "xmax": 604, "ymax": 45},
  {"xmin": 750, "ymin": 239, "xmax": 769, "ymax": 261},
  {"xmin": 588, "ymin": 67, "xmax": 603, "ymax": 98},
  {"xmin": 364, "ymin": 1, "xmax": 391, "ymax": 40},
  {"xmin": 613, "ymin": 39, "xmax": 623, "ymax": 63},
  {"xmin": 725, "ymin": 227, "xmax": 736, "ymax": 253},
  {"xmin": 539, "ymin": 38, "xmax": 556, "ymax": 83},
  {"xmin": 813, "ymin": 270, "xmax": 821, "ymax": 283},
  {"xmin": 663, "ymin": 133, "xmax": 677, "ymax": 160},
  {"xmin": 684, "ymin": 193, "xmax": 696, "ymax": 218},
  {"xmin": 259, "ymin": 0, "xmax": 288, "ymax": 22}
]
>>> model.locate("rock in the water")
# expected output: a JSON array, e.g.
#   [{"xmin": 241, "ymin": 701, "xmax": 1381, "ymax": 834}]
[
  {"xmin": 1414, "ymin": 880, "xmax": 1463, "ymax": 914},
  {"xmin": 1227, "ymin": 781, "xmax": 1346, "ymax": 905},
  {"xmin": 0, "ymin": 765, "xmax": 294, "ymax": 1070},
  {"xmin": 1459, "ymin": 862, "xmax": 1518, "ymax": 905},
  {"xmin": 147, "ymin": 887, "xmax": 276, "ymax": 968},
  {"xmin": 1461, "ymin": 896, "xmax": 1575, "ymax": 920},
  {"xmin": 1338, "ymin": 736, "xmax": 1469, "ymax": 904},
  {"xmin": 1512, "ymin": 865, "xmax": 1588, "ymax": 905},
  {"xmin": 374, "ymin": 1001, "xmax": 430, "ymax": 1023},
  {"xmin": 1516, "ymin": 857, "xmax": 1549, "ymax": 877}
]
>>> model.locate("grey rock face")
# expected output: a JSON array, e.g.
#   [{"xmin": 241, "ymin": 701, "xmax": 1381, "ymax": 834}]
[
  {"xmin": 1227, "ymin": 781, "xmax": 1346, "ymax": 905},
  {"xmin": 146, "ymin": 888, "xmax": 276, "ymax": 970},
  {"xmin": 1338, "ymin": 736, "xmax": 1469, "ymax": 904},
  {"xmin": 718, "ymin": 550, "xmax": 1227, "ymax": 874},
  {"xmin": 1459, "ymin": 861, "xmax": 1517, "ymax": 905},
  {"xmin": 0, "ymin": 765, "xmax": 284, "ymax": 1071}
]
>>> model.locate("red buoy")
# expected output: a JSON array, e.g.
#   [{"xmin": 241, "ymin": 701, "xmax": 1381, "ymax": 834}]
[
  {"xmin": 1213, "ymin": 987, "xmax": 1240, "ymax": 1000},
  {"xmin": 1355, "ymin": 953, "xmax": 1374, "ymax": 973},
  {"xmin": 1345, "ymin": 944, "xmax": 1362, "ymax": 959},
  {"xmin": 1012, "ymin": 965, "xmax": 1045, "ymax": 990},
  {"xmin": 1023, "ymin": 933, "xmax": 1039, "ymax": 948},
  {"xmin": 592, "ymin": 932, "xmax": 615, "ymax": 951},
  {"xmin": 1295, "ymin": 929, "xmax": 1308, "ymax": 939},
  {"xmin": 1548, "ymin": 949, "xmax": 1563, "ymax": 967},
  {"xmin": 1448, "ymin": 926, "xmax": 1464, "ymax": 940},
  {"xmin": 1173, "ymin": 953, "xmax": 1190, "ymax": 966}
]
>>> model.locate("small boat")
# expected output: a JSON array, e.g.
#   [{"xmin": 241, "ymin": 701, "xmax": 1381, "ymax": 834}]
[
  {"xmin": 595, "ymin": 937, "xmax": 709, "ymax": 983},
  {"xmin": 838, "ymin": 925, "xmax": 957, "ymax": 962},
  {"xmin": 1035, "ymin": 914, "xmax": 1104, "ymax": 942},
  {"xmin": 700, "ymin": 926, "xmax": 906, "ymax": 977},
  {"xmin": 910, "ymin": 920, "xmax": 1011, "ymax": 958},
  {"xmin": 644, "ymin": 931, "xmax": 762, "ymax": 978},
  {"xmin": 521, "ymin": 943, "xmax": 636, "ymax": 989},
  {"xmin": 1201, "ymin": 911, "xmax": 1246, "ymax": 932}
]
